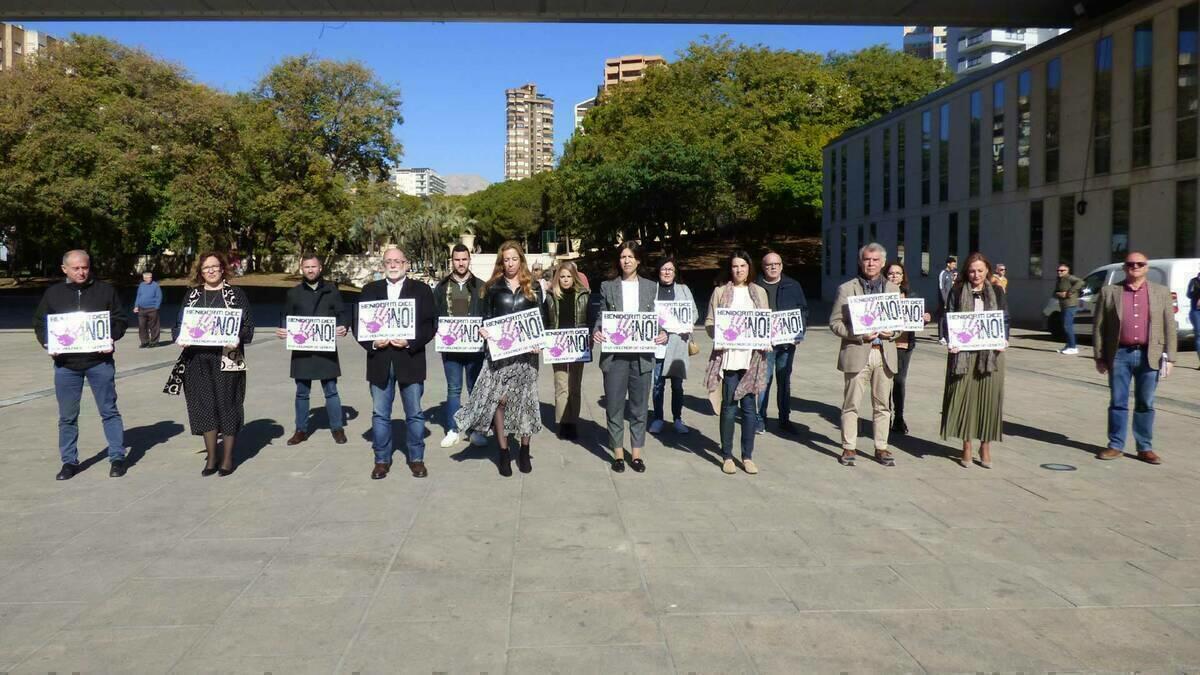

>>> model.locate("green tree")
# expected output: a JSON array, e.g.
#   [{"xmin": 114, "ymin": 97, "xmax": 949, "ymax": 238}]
[
  {"xmin": 463, "ymin": 175, "xmax": 549, "ymax": 250},
  {"xmin": 826, "ymin": 44, "xmax": 953, "ymax": 127}
]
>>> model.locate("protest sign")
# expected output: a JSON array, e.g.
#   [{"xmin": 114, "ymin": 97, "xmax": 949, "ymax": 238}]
[
  {"xmin": 357, "ymin": 299, "xmax": 416, "ymax": 341},
  {"xmin": 713, "ymin": 308, "xmax": 772, "ymax": 350},
  {"xmin": 435, "ymin": 317, "xmax": 484, "ymax": 353},
  {"xmin": 285, "ymin": 316, "xmax": 337, "ymax": 352},
  {"xmin": 46, "ymin": 311, "xmax": 112, "ymax": 355},
  {"xmin": 483, "ymin": 308, "xmax": 544, "ymax": 360},
  {"xmin": 946, "ymin": 311, "xmax": 1007, "ymax": 351},
  {"xmin": 179, "ymin": 307, "xmax": 243, "ymax": 347},
  {"xmin": 601, "ymin": 312, "xmax": 659, "ymax": 353},
  {"xmin": 769, "ymin": 309, "xmax": 806, "ymax": 346},
  {"xmin": 542, "ymin": 328, "xmax": 592, "ymax": 364},
  {"xmin": 899, "ymin": 298, "xmax": 927, "ymax": 332},
  {"xmin": 847, "ymin": 292, "xmax": 905, "ymax": 335},
  {"xmin": 655, "ymin": 300, "xmax": 696, "ymax": 334}
]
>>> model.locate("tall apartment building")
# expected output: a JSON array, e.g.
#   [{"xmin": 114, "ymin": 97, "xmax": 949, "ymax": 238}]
[
  {"xmin": 0, "ymin": 23, "xmax": 60, "ymax": 73},
  {"xmin": 505, "ymin": 83, "xmax": 555, "ymax": 181},
  {"xmin": 903, "ymin": 26, "xmax": 949, "ymax": 62},
  {"xmin": 390, "ymin": 168, "xmax": 446, "ymax": 197},
  {"xmin": 947, "ymin": 27, "xmax": 1070, "ymax": 78},
  {"xmin": 602, "ymin": 54, "xmax": 666, "ymax": 91},
  {"xmin": 574, "ymin": 96, "xmax": 596, "ymax": 131}
]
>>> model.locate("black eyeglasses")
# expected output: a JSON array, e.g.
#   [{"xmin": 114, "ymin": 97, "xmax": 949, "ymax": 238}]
[{"xmin": 1124, "ymin": 261, "xmax": 1148, "ymax": 269}]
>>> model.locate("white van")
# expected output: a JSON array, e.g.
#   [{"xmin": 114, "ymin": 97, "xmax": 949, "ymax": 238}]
[{"xmin": 1042, "ymin": 258, "xmax": 1199, "ymax": 347}]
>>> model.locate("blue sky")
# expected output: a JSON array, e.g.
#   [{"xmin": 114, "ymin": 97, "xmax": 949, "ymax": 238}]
[{"xmin": 24, "ymin": 21, "xmax": 899, "ymax": 183}]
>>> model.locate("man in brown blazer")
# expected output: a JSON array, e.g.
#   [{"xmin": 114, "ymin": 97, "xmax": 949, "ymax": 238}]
[
  {"xmin": 829, "ymin": 242, "xmax": 901, "ymax": 467},
  {"xmin": 1093, "ymin": 251, "xmax": 1177, "ymax": 465}
]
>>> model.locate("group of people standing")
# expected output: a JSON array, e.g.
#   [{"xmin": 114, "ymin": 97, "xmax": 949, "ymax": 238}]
[{"xmin": 32, "ymin": 240, "xmax": 1181, "ymax": 482}]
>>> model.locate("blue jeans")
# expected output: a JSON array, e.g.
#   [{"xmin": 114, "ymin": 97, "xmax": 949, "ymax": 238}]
[
  {"xmin": 1191, "ymin": 310, "xmax": 1200, "ymax": 360},
  {"xmin": 757, "ymin": 346, "xmax": 795, "ymax": 427},
  {"xmin": 651, "ymin": 358, "xmax": 684, "ymax": 422},
  {"xmin": 1062, "ymin": 306, "xmax": 1078, "ymax": 349},
  {"xmin": 295, "ymin": 379, "xmax": 343, "ymax": 433},
  {"xmin": 1107, "ymin": 346, "xmax": 1159, "ymax": 451},
  {"xmin": 720, "ymin": 370, "xmax": 757, "ymax": 459},
  {"xmin": 54, "ymin": 361, "xmax": 125, "ymax": 465},
  {"xmin": 441, "ymin": 353, "xmax": 483, "ymax": 432},
  {"xmin": 370, "ymin": 366, "xmax": 426, "ymax": 464}
]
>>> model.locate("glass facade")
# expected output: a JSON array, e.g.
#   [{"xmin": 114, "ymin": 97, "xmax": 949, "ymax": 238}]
[
  {"xmin": 883, "ymin": 127, "xmax": 892, "ymax": 212},
  {"xmin": 921, "ymin": 110, "xmax": 932, "ymax": 205},
  {"xmin": 948, "ymin": 212, "xmax": 959, "ymax": 262},
  {"xmin": 921, "ymin": 216, "xmax": 931, "ymax": 277},
  {"xmin": 1017, "ymin": 70, "xmax": 1031, "ymax": 188},
  {"xmin": 969, "ymin": 208, "xmax": 980, "ymax": 254},
  {"xmin": 1045, "ymin": 58, "xmax": 1061, "ymax": 182},
  {"xmin": 969, "ymin": 90, "xmax": 982, "ymax": 197},
  {"xmin": 939, "ymin": 103, "xmax": 950, "ymax": 202},
  {"xmin": 863, "ymin": 137, "xmax": 871, "ymax": 215},
  {"xmin": 897, "ymin": 120, "xmax": 907, "ymax": 210},
  {"xmin": 1178, "ymin": 179, "xmax": 1197, "ymax": 257},
  {"xmin": 1111, "ymin": 188, "xmax": 1130, "ymax": 262},
  {"xmin": 1132, "ymin": 22, "xmax": 1154, "ymax": 168},
  {"xmin": 897, "ymin": 218, "xmax": 906, "ymax": 264},
  {"xmin": 992, "ymin": 80, "xmax": 1005, "ymax": 192},
  {"xmin": 1029, "ymin": 200, "xmax": 1044, "ymax": 278},
  {"xmin": 1059, "ymin": 195, "xmax": 1076, "ymax": 270},
  {"xmin": 1179, "ymin": 4, "xmax": 1198, "ymax": 162},
  {"xmin": 1094, "ymin": 37, "xmax": 1113, "ymax": 175}
]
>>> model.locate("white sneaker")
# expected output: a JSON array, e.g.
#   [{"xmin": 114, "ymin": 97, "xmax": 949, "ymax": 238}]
[
  {"xmin": 470, "ymin": 432, "xmax": 488, "ymax": 447},
  {"xmin": 673, "ymin": 419, "xmax": 689, "ymax": 434},
  {"xmin": 648, "ymin": 419, "xmax": 664, "ymax": 434},
  {"xmin": 1060, "ymin": 347, "xmax": 1079, "ymax": 355},
  {"xmin": 439, "ymin": 430, "xmax": 460, "ymax": 448}
]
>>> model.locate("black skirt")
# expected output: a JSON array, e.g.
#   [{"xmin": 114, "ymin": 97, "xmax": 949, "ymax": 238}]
[{"xmin": 182, "ymin": 349, "xmax": 246, "ymax": 435}]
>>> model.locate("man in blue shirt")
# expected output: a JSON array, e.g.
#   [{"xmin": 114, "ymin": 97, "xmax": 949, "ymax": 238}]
[{"xmin": 134, "ymin": 270, "xmax": 163, "ymax": 348}]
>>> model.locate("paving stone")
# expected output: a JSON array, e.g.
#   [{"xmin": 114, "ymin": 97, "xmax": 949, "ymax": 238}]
[
  {"xmin": 506, "ymin": 643, "xmax": 673, "ymax": 674},
  {"xmin": 890, "ymin": 562, "xmax": 1074, "ymax": 609},
  {"xmin": 642, "ymin": 567, "xmax": 795, "ymax": 615},
  {"xmin": 14, "ymin": 626, "xmax": 203, "ymax": 673},
  {"xmin": 370, "ymin": 569, "xmax": 510, "ymax": 622},
  {"xmin": 510, "ymin": 590, "xmax": 660, "ymax": 647},
  {"xmin": 769, "ymin": 565, "xmax": 933, "ymax": 611},
  {"xmin": 659, "ymin": 615, "xmax": 756, "ymax": 674},
  {"xmin": 70, "ymin": 577, "xmax": 250, "ymax": 627},
  {"xmin": 731, "ymin": 612, "xmax": 923, "ymax": 673},
  {"xmin": 393, "ymin": 532, "xmax": 515, "ymax": 572},
  {"xmin": 139, "ymin": 537, "xmax": 287, "ymax": 579},
  {"xmin": 339, "ymin": 619, "xmax": 507, "ymax": 674},
  {"xmin": 187, "ymin": 596, "xmax": 367, "ymax": 658}
]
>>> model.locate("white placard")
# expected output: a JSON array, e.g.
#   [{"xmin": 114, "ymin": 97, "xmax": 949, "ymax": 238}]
[
  {"xmin": 286, "ymin": 316, "xmax": 337, "ymax": 352},
  {"xmin": 847, "ymin": 292, "xmax": 905, "ymax": 335},
  {"xmin": 46, "ymin": 311, "xmax": 112, "ymax": 355},
  {"xmin": 483, "ymin": 308, "xmax": 544, "ymax": 360},
  {"xmin": 769, "ymin": 309, "xmax": 806, "ymax": 346},
  {"xmin": 178, "ymin": 307, "xmax": 243, "ymax": 347},
  {"xmin": 357, "ymin": 299, "xmax": 417, "ymax": 341},
  {"xmin": 655, "ymin": 300, "xmax": 696, "ymax": 334},
  {"xmin": 713, "ymin": 308, "xmax": 772, "ymax": 350},
  {"xmin": 899, "ymin": 298, "xmax": 927, "ymax": 332},
  {"xmin": 542, "ymin": 328, "xmax": 592, "ymax": 364},
  {"xmin": 436, "ymin": 317, "xmax": 484, "ymax": 353},
  {"xmin": 601, "ymin": 311, "xmax": 659, "ymax": 353},
  {"xmin": 946, "ymin": 310, "xmax": 1007, "ymax": 351}
]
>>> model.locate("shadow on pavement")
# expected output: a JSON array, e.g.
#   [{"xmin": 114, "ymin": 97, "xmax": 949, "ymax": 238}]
[
  {"xmin": 1003, "ymin": 419, "xmax": 1100, "ymax": 456},
  {"xmin": 234, "ymin": 418, "xmax": 285, "ymax": 467},
  {"xmin": 305, "ymin": 405, "xmax": 359, "ymax": 434},
  {"xmin": 125, "ymin": 420, "xmax": 185, "ymax": 467}
]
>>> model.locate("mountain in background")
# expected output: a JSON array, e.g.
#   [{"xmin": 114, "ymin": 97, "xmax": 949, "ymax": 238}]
[{"xmin": 443, "ymin": 174, "xmax": 491, "ymax": 196}]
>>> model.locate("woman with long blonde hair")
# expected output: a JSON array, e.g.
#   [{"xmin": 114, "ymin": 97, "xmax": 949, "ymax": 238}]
[
  {"xmin": 544, "ymin": 260, "xmax": 590, "ymax": 440},
  {"xmin": 454, "ymin": 241, "xmax": 544, "ymax": 476}
]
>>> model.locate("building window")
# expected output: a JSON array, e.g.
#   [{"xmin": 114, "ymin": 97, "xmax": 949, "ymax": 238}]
[
  {"xmin": 948, "ymin": 212, "xmax": 959, "ymax": 262},
  {"xmin": 830, "ymin": 150, "xmax": 838, "ymax": 221},
  {"xmin": 1132, "ymin": 22, "xmax": 1153, "ymax": 169},
  {"xmin": 969, "ymin": 90, "xmax": 982, "ymax": 197},
  {"xmin": 1179, "ymin": 5, "xmax": 1199, "ymax": 162},
  {"xmin": 869, "ymin": 222, "xmax": 877, "ymax": 242},
  {"xmin": 969, "ymin": 208, "xmax": 980, "ymax": 254},
  {"xmin": 1178, "ymin": 179, "xmax": 1198, "ymax": 256},
  {"xmin": 863, "ymin": 137, "xmax": 871, "ymax": 216},
  {"xmin": 1046, "ymin": 58, "xmax": 1062, "ymax": 182},
  {"xmin": 1111, "ymin": 188, "xmax": 1130, "ymax": 262},
  {"xmin": 920, "ymin": 216, "xmax": 931, "ymax": 276},
  {"xmin": 824, "ymin": 230, "xmax": 832, "ymax": 273},
  {"xmin": 1059, "ymin": 195, "xmax": 1076, "ymax": 270},
  {"xmin": 858, "ymin": 224, "xmax": 864, "ymax": 249},
  {"xmin": 840, "ymin": 227, "xmax": 848, "ymax": 276},
  {"xmin": 839, "ymin": 147, "xmax": 847, "ymax": 220},
  {"xmin": 921, "ymin": 110, "xmax": 932, "ymax": 205},
  {"xmin": 1094, "ymin": 36, "xmax": 1113, "ymax": 175},
  {"xmin": 883, "ymin": 127, "xmax": 892, "ymax": 212},
  {"xmin": 1017, "ymin": 70, "xmax": 1031, "ymax": 188},
  {"xmin": 1029, "ymin": 199, "xmax": 1044, "ymax": 278},
  {"xmin": 897, "ymin": 121, "xmax": 907, "ymax": 210},
  {"xmin": 938, "ymin": 103, "xmax": 950, "ymax": 202},
  {"xmin": 897, "ymin": 218, "xmax": 906, "ymax": 264},
  {"xmin": 992, "ymin": 80, "xmax": 1005, "ymax": 192}
]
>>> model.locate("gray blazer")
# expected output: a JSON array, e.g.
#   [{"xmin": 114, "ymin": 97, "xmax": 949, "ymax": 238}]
[
  {"xmin": 828, "ymin": 276, "xmax": 900, "ymax": 374},
  {"xmin": 1093, "ymin": 281, "xmax": 1177, "ymax": 369},
  {"xmin": 594, "ymin": 276, "xmax": 660, "ymax": 374},
  {"xmin": 659, "ymin": 283, "xmax": 695, "ymax": 380}
]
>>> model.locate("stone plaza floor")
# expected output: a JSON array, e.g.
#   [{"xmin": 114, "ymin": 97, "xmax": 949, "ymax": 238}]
[{"xmin": 1, "ymin": 320, "xmax": 1199, "ymax": 673}]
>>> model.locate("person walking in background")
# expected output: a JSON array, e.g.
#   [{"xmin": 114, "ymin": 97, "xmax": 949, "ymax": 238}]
[
  {"xmin": 1093, "ymin": 251, "xmax": 1177, "ymax": 465},
  {"xmin": 1188, "ymin": 268, "xmax": 1200, "ymax": 368},
  {"xmin": 1055, "ymin": 262, "xmax": 1085, "ymax": 355},
  {"xmin": 755, "ymin": 251, "xmax": 808, "ymax": 435},
  {"xmin": 165, "ymin": 251, "xmax": 254, "ymax": 477},
  {"xmin": 33, "ymin": 249, "xmax": 130, "ymax": 480},
  {"xmin": 433, "ymin": 244, "xmax": 488, "ymax": 449},
  {"xmin": 531, "ymin": 261, "xmax": 550, "ymax": 298},
  {"xmin": 990, "ymin": 263, "xmax": 1009, "ymax": 292},
  {"xmin": 134, "ymin": 270, "xmax": 162, "ymax": 348},
  {"xmin": 937, "ymin": 256, "xmax": 957, "ymax": 342},
  {"xmin": 544, "ymin": 260, "xmax": 590, "ymax": 440},
  {"xmin": 649, "ymin": 257, "xmax": 696, "ymax": 436},
  {"xmin": 705, "ymin": 250, "xmax": 770, "ymax": 475},
  {"xmin": 940, "ymin": 253, "xmax": 1009, "ymax": 468},
  {"xmin": 455, "ymin": 241, "xmax": 545, "ymax": 476},
  {"xmin": 593, "ymin": 241, "xmax": 666, "ymax": 474},
  {"xmin": 356, "ymin": 247, "xmax": 437, "ymax": 480},
  {"xmin": 276, "ymin": 254, "xmax": 349, "ymax": 447},
  {"xmin": 829, "ymin": 243, "xmax": 900, "ymax": 467},
  {"xmin": 885, "ymin": 262, "xmax": 928, "ymax": 436}
]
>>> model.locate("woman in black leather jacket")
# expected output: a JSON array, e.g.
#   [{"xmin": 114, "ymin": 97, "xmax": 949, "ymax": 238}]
[{"xmin": 454, "ymin": 240, "xmax": 545, "ymax": 476}]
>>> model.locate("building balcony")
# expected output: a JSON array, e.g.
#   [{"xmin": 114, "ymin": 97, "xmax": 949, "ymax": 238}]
[
  {"xmin": 957, "ymin": 29, "xmax": 1028, "ymax": 55},
  {"xmin": 956, "ymin": 49, "xmax": 1019, "ymax": 76}
]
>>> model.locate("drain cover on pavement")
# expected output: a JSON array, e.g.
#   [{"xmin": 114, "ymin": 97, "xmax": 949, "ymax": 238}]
[{"xmin": 1040, "ymin": 463, "xmax": 1077, "ymax": 471}]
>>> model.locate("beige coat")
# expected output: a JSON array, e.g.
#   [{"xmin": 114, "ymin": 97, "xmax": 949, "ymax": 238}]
[
  {"xmin": 1093, "ymin": 281, "xmax": 1177, "ymax": 369},
  {"xmin": 828, "ymin": 277, "xmax": 900, "ymax": 374}
]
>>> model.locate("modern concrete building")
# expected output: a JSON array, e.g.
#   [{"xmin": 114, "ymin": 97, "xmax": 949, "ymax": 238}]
[
  {"xmin": 505, "ymin": 83, "xmax": 555, "ymax": 181},
  {"xmin": 574, "ymin": 96, "xmax": 596, "ymax": 131},
  {"xmin": 948, "ymin": 27, "xmax": 1071, "ymax": 78},
  {"xmin": 602, "ymin": 54, "xmax": 666, "ymax": 91},
  {"xmin": 0, "ymin": 22, "xmax": 60, "ymax": 73},
  {"xmin": 390, "ymin": 168, "xmax": 446, "ymax": 197},
  {"xmin": 824, "ymin": 0, "xmax": 1200, "ymax": 324},
  {"xmin": 904, "ymin": 26, "xmax": 949, "ymax": 62}
]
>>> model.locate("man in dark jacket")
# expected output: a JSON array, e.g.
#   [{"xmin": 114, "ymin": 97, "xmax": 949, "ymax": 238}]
[
  {"xmin": 275, "ymin": 254, "xmax": 349, "ymax": 446},
  {"xmin": 32, "ymin": 249, "xmax": 130, "ymax": 480},
  {"xmin": 432, "ymin": 244, "xmax": 487, "ymax": 449},
  {"xmin": 1054, "ymin": 262, "xmax": 1086, "ymax": 355},
  {"xmin": 756, "ymin": 251, "xmax": 809, "ymax": 434},
  {"xmin": 355, "ymin": 247, "xmax": 436, "ymax": 480}
]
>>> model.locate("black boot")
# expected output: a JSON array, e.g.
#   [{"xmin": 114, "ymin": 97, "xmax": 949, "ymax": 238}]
[
  {"xmin": 497, "ymin": 449, "xmax": 513, "ymax": 477},
  {"xmin": 517, "ymin": 443, "xmax": 532, "ymax": 474},
  {"xmin": 891, "ymin": 415, "xmax": 908, "ymax": 435}
]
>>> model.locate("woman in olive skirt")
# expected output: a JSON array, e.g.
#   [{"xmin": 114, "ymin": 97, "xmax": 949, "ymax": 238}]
[{"xmin": 940, "ymin": 252, "xmax": 1008, "ymax": 468}]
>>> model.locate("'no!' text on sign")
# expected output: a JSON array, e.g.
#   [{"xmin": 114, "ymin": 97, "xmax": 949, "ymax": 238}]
[
  {"xmin": 286, "ymin": 316, "xmax": 337, "ymax": 352},
  {"xmin": 714, "ymin": 308, "xmax": 772, "ymax": 350},
  {"xmin": 46, "ymin": 312, "xmax": 112, "ymax": 355},
  {"xmin": 357, "ymin": 299, "xmax": 417, "ymax": 341},
  {"xmin": 601, "ymin": 312, "xmax": 659, "ymax": 353},
  {"xmin": 483, "ymin": 308, "xmax": 544, "ymax": 360},
  {"xmin": 436, "ymin": 317, "xmax": 484, "ymax": 353},
  {"xmin": 946, "ymin": 310, "xmax": 1007, "ymax": 351},
  {"xmin": 847, "ymin": 292, "xmax": 905, "ymax": 335},
  {"xmin": 179, "ymin": 307, "xmax": 243, "ymax": 347}
]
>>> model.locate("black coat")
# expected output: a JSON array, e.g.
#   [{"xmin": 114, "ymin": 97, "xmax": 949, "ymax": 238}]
[
  {"xmin": 355, "ymin": 278, "xmax": 436, "ymax": 387},
  {"xmin": 482, "ymin": 280, "xmax": 543, "ymax": 320},
  {"xmin": 33, "ymin": 278, "xmax": 129, "ymax": 371},
  {"xmin": 432, "ymin": 273, "xmax": 485, "ymax": 318},
  {"xmin": 282, "ymin": 280, "xmax": 348, "ymax": 381},
  {"xmin": 757, "ymin": 273, "xmax": 810, "ymax": 350}
]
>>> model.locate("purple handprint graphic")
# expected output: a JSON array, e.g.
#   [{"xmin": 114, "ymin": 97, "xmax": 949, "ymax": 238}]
[
  {"xmin": 188, "ymin": 326, "xmax": 207, "ymax": 339},
  {"xmin": 291, "ymin": 332, "xmax": 308, "ymax": 345},
  {"xmin": 956, "ymin": 330, "xmax": 974, "ymax": 344},
  {"xmin": 548, "ymin": 345, "xmax": 564, "ymax": 357},
  {"xmin": 441, "ymin": 334, "xmax": 458, "ymax": 346}
]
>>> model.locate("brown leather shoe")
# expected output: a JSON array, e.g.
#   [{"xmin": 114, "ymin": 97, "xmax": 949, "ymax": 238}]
[
  {"xmin": 408, "ymin": 461, "xmax": 428, "ymax": 478},
  {"xmin": 371, "ymin": 462, "xmax": 390, "ymax": 480},
  {"xmin": 1137, "ymin": 450, "xmax": 1162, "ymax": 465},
  {"xmin": 1097, "ymin": 448, "xmax": 1122, "ymax": 460},
  {"xmin": 286, "ymin": 430, "xmax": 308, "ymax": 446},
  {"xmin": 331, "ymin": 429, "xmax": 347, "ymax": 445}
]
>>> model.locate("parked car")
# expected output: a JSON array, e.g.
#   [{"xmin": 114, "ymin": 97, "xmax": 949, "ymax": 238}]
[{"xmin": 1043, "ymin": 258, "xmax": 1199, "ymax": 348}]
